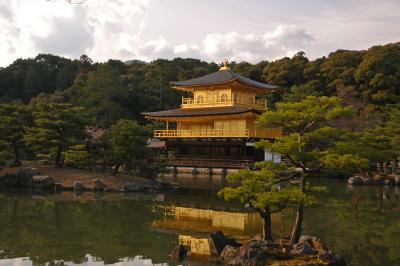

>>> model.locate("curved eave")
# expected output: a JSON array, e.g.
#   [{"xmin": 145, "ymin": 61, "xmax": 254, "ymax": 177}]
[
  {"xmin": 171, "ymin": 78, "xmax": 279, "ymax": 93},
  {"xmin": 142, "ymin": 107, "xmax": 262, "ymax": 121}
]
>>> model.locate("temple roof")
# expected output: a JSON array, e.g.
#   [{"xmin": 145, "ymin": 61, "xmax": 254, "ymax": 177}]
[
  {"xmin": 142, "ymin": 106, "xmax": 262, "ymax": 118},
  {"xmin": 170, "ymin": 69, "xmax": 279, "ymax": 90}
]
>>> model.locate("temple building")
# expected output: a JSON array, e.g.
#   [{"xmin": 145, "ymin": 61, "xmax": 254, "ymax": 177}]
[{"xmin": 142, "ymin": 61, "xmax": 282, "ymax": 169}]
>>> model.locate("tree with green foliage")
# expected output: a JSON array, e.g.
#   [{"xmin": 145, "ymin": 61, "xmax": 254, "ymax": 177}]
[
  {"xmin": 378, "ymin": 105, "xmax": 400, "ymax": 155},
  {"xmin": 320, "ymin": 129, "xmax": 394, "ymax": 177},
  {"xmin": 106, "ymin": 119, "xmax": 150, "ymax": 175},
  {"xmin": 218, "ymin": 164, "xmax": 316, "ymax": 241},
  {"xmin": 257, "ymin": 96, "xmax": 353, "ymax": 243},
  {"xmin": 77, "ymin": 64, "xmax": 129, "ymax": 127},
  {"xmin": 25, "ymin": 103, "xmax": 88, "ymax": 167},
  {"xmin": 0, "ymin": 104, "xmax": 33, "ymax": 166},
  {"xmin": 63, "ymin": 144, "xmax": 94, "ymax": 169}
]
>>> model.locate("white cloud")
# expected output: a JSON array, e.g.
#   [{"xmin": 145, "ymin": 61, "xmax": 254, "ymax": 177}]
[
  {"xmin": 138, "ymin": 25, "xmax": 314, "ymax": 63},
  {"xmin": 1, "ymin": 0, "xmax": 399, "ymax": 66},
  {"xmin": 31, "ymin": 7, "xmax": 94, "ymax": 57}
]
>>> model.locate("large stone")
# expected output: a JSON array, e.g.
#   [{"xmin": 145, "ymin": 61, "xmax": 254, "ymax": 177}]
[
  {"xmin": 170, "ymin": 245, "xmax": 187, "ymax": 262},
  {"xmin": 219, "ymin": 240, "xmax": 271, "ymax": 266},
  {"xmin": 31, "ymin": 175, "xmax": 54, "ymax": 189},
  {"xmin": 17, "ymin": 167, "xmax": 40, "ymax": 187},
  {"xmin": 291, "ymin": 242, "xmax": 317, "ymax": 255},
  {"xmin": 362, "ymin": 178, "xmax": 381, "ymax": 185},
  {"xmin": 298, "ymin": 235, "xmax": 328, "ymax": 251},
  {"xmin": 119, "ymin": 182, "xmax": 141, "ymax": 192},
  {"xmin": 74, "ymin": 181, "xmax": 86, "ymax": 191},
  {"xmin": 347, "ymin": 176, "xmax": 363, "ymax": 185},
  {"xmin": 208, "ymin": 231, "xmax": 241, "ymax": 256}
]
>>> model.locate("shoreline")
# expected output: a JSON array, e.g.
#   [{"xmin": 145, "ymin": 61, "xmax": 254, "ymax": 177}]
[{"xmin": 0, "ymin": 163, "xmax": 177, "ymax": 193}]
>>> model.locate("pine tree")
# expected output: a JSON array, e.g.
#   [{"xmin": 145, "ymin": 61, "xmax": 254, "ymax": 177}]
[{"xmin": 25, "ymin": 103, "xmax": 88, "ymax": 167}]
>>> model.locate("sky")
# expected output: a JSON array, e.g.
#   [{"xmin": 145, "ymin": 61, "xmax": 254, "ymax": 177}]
[{"xmin": 0, "ymin": 0, "xmax": 399, "ymax": 67}]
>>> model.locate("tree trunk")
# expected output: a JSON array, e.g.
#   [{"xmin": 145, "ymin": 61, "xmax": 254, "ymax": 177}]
[
  {"xmin": 262, "ymin": 207, "xmax": 273, "ymax": 241},
  {"xmin": 290, "ymin": 175, "xmax": 305, "ymax": 244},
  {"xmin": 55, "ymin": 144, "xmax": 63, "ymax": 167},
  {"xmin": 11, "ymin": 142, "xmax": 21, "ymax": 166}
]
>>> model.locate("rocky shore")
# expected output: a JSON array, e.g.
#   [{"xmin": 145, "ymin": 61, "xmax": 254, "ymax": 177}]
[
  {"xmin": 348, "ymin": 175, "xmax": 400, "ymax": 186},
  {"xmin": 0, "ymin": 167, "xmax": 178, "ymax": 193},
  {"xmin": 172, "ymin": 231, "xmax": 346, "ymax": 266}
]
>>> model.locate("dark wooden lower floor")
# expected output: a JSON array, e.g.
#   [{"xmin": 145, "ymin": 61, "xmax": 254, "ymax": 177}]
[{"xmin": 153, "ymin": 139, "xmax": 265, "ymax": 169}]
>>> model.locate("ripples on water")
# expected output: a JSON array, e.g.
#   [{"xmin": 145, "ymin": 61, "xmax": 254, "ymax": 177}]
[{"xmin": 0, "ymin": 177, "xmax": 399, "ymax": 266}]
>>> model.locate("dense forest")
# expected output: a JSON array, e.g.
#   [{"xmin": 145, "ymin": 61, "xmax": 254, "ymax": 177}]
[{"xmin": 0, "ymin": 42, "xmax": 399, "ymax": 175}]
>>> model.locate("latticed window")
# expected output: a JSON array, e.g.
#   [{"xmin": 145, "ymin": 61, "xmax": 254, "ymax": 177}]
[
  {"xmin": 220, "ymin": 94, "xmax": 228, "ymax": 102},
  {"xmin": 196, "ymin": 95, "xmax": 204, "ymax": 103},
  {"xmin": 233, "ymin": 93, "xmax": 238, "ymax": 103}
]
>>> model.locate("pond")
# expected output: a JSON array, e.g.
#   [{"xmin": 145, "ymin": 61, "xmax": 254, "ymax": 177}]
[{"xmin": 0, "ymin": 178, "xmax": 399, "ymax": 266}]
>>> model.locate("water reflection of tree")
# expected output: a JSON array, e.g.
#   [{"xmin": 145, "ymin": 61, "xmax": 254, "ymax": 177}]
[
  {"xmin": 304, "ymin": 181, "xmax": 400, "ymax": 266},
  {"xmin": 0, "ymin": 194, "xmax": 176, "ymax": 265}
]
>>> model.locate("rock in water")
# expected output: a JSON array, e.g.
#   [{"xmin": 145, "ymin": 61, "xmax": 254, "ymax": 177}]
[
  {"xmin": 347, "ymin": 176, "xmax": 363, "ymax": 185},
  {"xmin": 220, "ymin": 240, "xmax": 271, "ymax": 266},
  {"xmin": 298, "ymin": 235, "xmax": 328, "ymax": 251},
  {"xmin": 291, "ymin": 242, "xmax": 316, "ymax": 255},
  {"xmin": 208, "ymin": 231, "xmax": 241, "ymax": 256},
  {"xmin": 18, "ymin": 167, "xmax": 40, "ymax": 187},
  {"xmin": 31, "ymin": 175, "xmax": 54, "ymax": 189},
  {"xmin": 170, "ymin": 245, "xmax": 187, "ymax": 262},
  {"xmin": 362, "ymin": 178, "xmax": 381, "ymax": 185}
]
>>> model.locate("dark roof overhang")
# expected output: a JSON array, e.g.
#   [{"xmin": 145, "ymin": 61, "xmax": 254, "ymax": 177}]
[
  {"xmin": 142, "ymin": 106, "xmax": 262, "ymax": 118},
  {"xmin": 170, "ymin": 70, "xmax": 279, "ymax": 91}
]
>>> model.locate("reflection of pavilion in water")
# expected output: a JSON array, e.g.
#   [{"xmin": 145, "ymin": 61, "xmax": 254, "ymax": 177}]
[
  {"xmin": 158, "ymin": 173, "xmax": 229, "ymax": 191},
  {"xmin": 152, "ymin": 204, "xmax": 293, "ymax": 255}
]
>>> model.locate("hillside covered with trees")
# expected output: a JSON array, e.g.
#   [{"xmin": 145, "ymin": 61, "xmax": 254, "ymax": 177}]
[{"xmin": 0, "ymin": 42, "xmax": 399, "ymax": 176}]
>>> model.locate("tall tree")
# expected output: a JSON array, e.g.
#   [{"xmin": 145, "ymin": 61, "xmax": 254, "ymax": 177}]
[
  {"xmin": 218, "ymin": 165, "xmax": 313, "ymax": 241},
  {"xmin": 77, "ymin": 64, "xmax": 129, "ymax": 127},
  {"xmin": 257, "ymin": 96, "xmax": 353, "ymax": 243},
  {"xmin": 0, "ymin": 104, "xmax": 33, "ymax": 166},
  {"xmin": 25, "ymin": 103, "xmax": 88, "ymax": 167},
  {"xmin": 106, "ymin": 119, "xmax": 150, "ymax": 175}
]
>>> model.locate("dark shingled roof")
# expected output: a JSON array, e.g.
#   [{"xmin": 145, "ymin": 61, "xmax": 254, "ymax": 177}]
[
  {"xmin": 142, "ymin": 106, "xmax": 262, "ymax": 118},
  {"xmin": 170, "ymin": 69, "xmax": 279, "ymax": 90}
]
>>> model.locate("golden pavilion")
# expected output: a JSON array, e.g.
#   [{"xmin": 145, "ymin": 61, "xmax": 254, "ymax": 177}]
[{"xmin": 142, "ymin": 61, "xmax": 282, "ymax": 169}]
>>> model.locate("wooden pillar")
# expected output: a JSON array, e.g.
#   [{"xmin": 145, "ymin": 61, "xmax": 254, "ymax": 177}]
[{"xmin": 166, "ymin": 121, "xmax": 169, "ymax": 130}]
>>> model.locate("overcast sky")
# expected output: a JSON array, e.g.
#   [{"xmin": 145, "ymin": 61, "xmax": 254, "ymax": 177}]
[{"xmin": 0, "ymin": 0, "xmax": 399, "ymax": 67}]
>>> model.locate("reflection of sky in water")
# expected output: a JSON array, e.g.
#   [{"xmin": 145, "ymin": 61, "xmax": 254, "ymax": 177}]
[{"xmin": 0, "ymin": 256, "xmax": 167, "ymax": 266}]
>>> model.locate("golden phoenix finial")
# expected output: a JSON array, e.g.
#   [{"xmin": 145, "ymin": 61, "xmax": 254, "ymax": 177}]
[{"xmin": 219, "ymin": 59, "xmax": 230, "ymax": 70}]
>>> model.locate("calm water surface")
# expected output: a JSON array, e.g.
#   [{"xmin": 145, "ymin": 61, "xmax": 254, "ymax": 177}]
[{"xmin": 0, "ymin": 178, "xmax": 399, "ymax": 266}]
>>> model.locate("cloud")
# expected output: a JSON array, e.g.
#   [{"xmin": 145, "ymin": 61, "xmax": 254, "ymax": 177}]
[
  {"xmin": 84, "ymin": 0, "xmax": 153, "ymax": 62},
  {"xmin": 31, "ymin": 7, "xmax": 94, "ymax": 57},
  {"xmin": 134, "ymin": 25, "xmax": 314, "ymax": 63},
  {"xmin": 0, "ymin": 1, "xmax": 19, "ymax": 54}
]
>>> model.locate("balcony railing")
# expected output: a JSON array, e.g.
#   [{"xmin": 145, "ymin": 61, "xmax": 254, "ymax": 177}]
[
  {"xmin": 154, "ymin": 128, "xmax": 282, "ymax": 139},
  {"xmin": 154, "ymin": 129, "xmax": 250, "ymax": 138},
  {"xmin": 181, "ymin": 97, "xmax": 267, "ymax": 110}
]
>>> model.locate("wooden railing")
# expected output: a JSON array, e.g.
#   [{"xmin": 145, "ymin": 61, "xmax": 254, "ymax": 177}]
[
  {"xmin": 154, "ymin": 129, "xmax": 250, "ymax": 138},
  {"xmin": 154, "ymin": 128, "xmax": 282, "ymax": 139},
  {"xmin": 181, "ymin": 97, "xmax": 267, "ymax": 110}
]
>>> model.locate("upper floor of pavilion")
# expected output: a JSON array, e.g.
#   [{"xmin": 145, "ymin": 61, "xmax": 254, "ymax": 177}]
[{"xmin": 171, "ymin": 61, "xmax": 279, "ymax": 111}]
